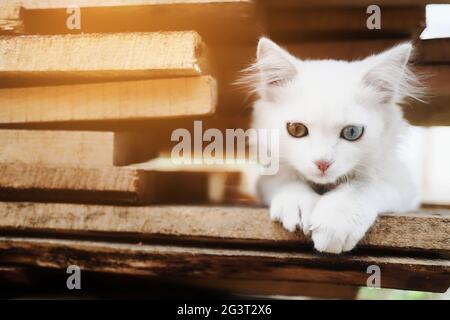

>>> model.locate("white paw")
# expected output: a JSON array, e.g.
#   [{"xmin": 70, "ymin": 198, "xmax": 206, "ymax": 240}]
[
  {"xmin": 310, "ymin": 193, "xmax": 375, "ymax": 254},
  {"xmin": 270, "ymin": 187, "xmax": 318, "ymax": 234}
]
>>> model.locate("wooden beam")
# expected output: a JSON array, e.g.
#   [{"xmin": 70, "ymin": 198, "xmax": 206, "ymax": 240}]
[
  {"xmin": 0, "ymin": 166, "xmax": 242, "ymax": 204},
  {"xmin": 263, "ymin": 0, "xmax": 449, "ymax": 8},
  {"xmin": 0, "ymin": 5, "xmax": 24, "ymax": 34},
  {"xmin": 188, "ymin": 278, "xmax": 359, "ymax": 298},
  {"xmin": 0, "ymin": 164, "xmax": 154, "ymax": 204},
  {"xmin": 15, "ymin": 0, "xmax": 262, "ymax": 44},
  {"xmin": 0, "ymin": 236, "xmax": 448, "ymax": 292},
  {"xmin": 417, "ymin": 38, "xmax": 450, "ymax": 64},
  {"xmin": 285, "ymin": 39, "xmax": 408, "ymax": 61},
  {"xmin": 267, "ymin": 6, "xmax": 425, "ymax": 41},
  {"xmin": 0, "ymin": 76, "xmax": 216, "ymax": 123},
  {"xmin": 0, "ymin": 129, "xmax": 114, "ymax": 167},
  {"xmin": 0, "ymin": 31, "xmax": 207, "ymax": 82},
  {"xmin": 0, "ymin": 203, "xmax": 448, "ymax": 255},
  {"xmin": 405, "ymin": 66, "xmax": 450, "ymax": 126}
]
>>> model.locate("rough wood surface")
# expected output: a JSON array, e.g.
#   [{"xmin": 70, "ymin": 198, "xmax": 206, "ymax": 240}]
[
  {"xmin": 0, "ymin": 32, "xmax": 207, "ymax": 80},
  {"xmin": 0, "ymin": 164, "xmax": 154, "ymax": 204},
  {"xmin": 0, "ymin": 236, "xmax": 448, "ymax": 292},
  {"xmin": 0, "ymin": 4, "xmax": 24, "ymax": 34},
  {"xmin": 0, "ymin": 203, "xmax": 448, "ymax": 254},
  {"xmin": 0, "ymin": 129, "xmax": 114, "ymax": 167},
  {"xmin": 0, "ymin": 169, "xmax": 242, "ymax": 204},
  {"xmin": 0, "ymin": 76, "xmax": 216, "ymax": 123}
]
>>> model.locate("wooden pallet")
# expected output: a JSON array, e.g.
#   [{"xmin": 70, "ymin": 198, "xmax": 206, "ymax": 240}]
[{"xmin": 0, "ymin": 203, "xmax": 448, "ymax": 293}]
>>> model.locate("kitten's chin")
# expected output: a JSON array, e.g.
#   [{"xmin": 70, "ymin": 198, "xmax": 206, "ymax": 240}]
[
  {"xmin": 303, "ymin": 170, "xmax": 345, "ymax": 185},
  {"xmin": 307, "ymin": 175, "xmax": 338, "ymax": 185}
]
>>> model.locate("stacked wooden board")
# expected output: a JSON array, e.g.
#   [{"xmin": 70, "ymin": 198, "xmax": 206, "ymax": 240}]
[{"xmin": 0, "ymin": 0, "xmax": 449, "ymax": 298}]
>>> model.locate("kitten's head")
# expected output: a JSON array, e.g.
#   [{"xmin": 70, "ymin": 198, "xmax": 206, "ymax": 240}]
[{"xmin": 243, "ymin": 38, "xmax": 420, "ymax": 184}]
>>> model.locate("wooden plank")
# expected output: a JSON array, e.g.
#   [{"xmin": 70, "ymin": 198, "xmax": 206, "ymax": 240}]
[
  {"xmin": 0, "ymin": 31, "xmax": 207, "ymax": 81},
  {"xmin": 267, "ymin": 6, "xmax": 425, "ymax": 41},
  {"xmin": 0, "ymin": 5, "xmax": 24, "ymax": 34},
  {"xmin": 14, "ymin": 0, "xmax": 262, "ymax": 44},
  {"xmin": 0, "ymin": 76, "xmax": 216, "ymax": 123},
  {"xmin": 188, "ymin": 278, "xmax": 359, "ymax": 298},
  {"xmin": 0, "ymin": 236, "xmax": 448, "ymax": 292},
  {"xmin": 417, "ymin": 38, "xmax": 450, "ymax": 64},
  {"xmin": 0, "ymin": 164, "xmax": 154, "ymax": 204},
  {"xmin": 264, "ymin": 0, "xmax": 449, "ymax": 8},
  {"xmin": 0, "ymin": 129, "xmax": 114, "ymax": 167},
  {"xmin": 405, "ymin": 66, "xmax": 450, "ymax": 126},
  {"xmin": 0, "ymin": 166, "xmax": 242, "ymax": 204},
  {"xmin": 285, "ymin": 39, "xmax": 408, "ymax": 61},
  {"xmin": 0, "ymin": 203, "xmax": 448, "ymax": 254}
]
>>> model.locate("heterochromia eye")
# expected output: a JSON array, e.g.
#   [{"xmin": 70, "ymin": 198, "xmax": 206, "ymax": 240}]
[
  {"xmin": 287, "ymin": 122, "xmax": 308, "ymax": 138},
  {"xmin": 341, "ymin": 125, "xmax": 364, "ymax": 141}
]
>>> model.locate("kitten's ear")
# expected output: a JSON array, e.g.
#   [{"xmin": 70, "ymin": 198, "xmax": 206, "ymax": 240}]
[
  {"xmin": 362, "ymin": 42, "xmax": 421, "ymax": 104},
  {"xmin": 238, "ymin": 37, "xmax": 298, "ymax": 100},
  {"xmin": 256, "ymin": 38, "xmax": 297, "ymax": 89}
]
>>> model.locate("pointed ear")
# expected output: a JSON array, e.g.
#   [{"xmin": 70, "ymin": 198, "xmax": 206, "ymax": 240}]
[
  {"xmin": 362, "ymin": 42, "xmax": 420, "ymax": 104},
  {"xmin": 236, "ymin": 38, "xmax": 298, "ymax": 100},
  {"xmin": 256, "ymin": 37, "xmax": 297, "ymax": 89}
]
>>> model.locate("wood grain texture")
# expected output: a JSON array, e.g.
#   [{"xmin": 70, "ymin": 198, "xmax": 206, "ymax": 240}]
[
  {"xmin": 0, "ymin": 76, "xmax": 216, "ymax": 123},
  {"xmin": 0, "ymin": 31, "xmax": 207, "ymax": 79},
  {"xmin": 0, "ymin": 164, "xmax": 154, "ymax": 204},
  {"xmin": 0, "ymin": 168, "xmax": 242, "ymax": 204},
  {"xmin": 0, "ymin": 236, "xmax": 448, "ymax": 292},
  {"xmin": 0, "ymin": 5, "xmax": 23, "ymax": 34},
  {"xmin": 0, "ymin": 203, "xmax": 448, "ymax": 254},
  {"xmin": 0, "ymin": 129, "xmax": 114, "ymax": 167}
]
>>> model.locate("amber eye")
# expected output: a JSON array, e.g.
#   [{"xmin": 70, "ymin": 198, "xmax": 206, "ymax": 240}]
[{"xmin": 287, "ymin": 122, "xmax": 308, "ymax": 138}]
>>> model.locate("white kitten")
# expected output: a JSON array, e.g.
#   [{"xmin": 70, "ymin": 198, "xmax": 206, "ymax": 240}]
[{"xmin": 242, "ymin": 38, "xmax": 423, "ymax": 254}]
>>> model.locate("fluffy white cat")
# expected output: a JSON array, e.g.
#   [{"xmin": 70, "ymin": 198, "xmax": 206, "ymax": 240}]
[{"xmin": 242, "ymin": 38, "xmax": 423, "ymax": 254}]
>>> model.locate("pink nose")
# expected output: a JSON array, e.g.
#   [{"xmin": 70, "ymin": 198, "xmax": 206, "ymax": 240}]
[{"xmin": 315, "ymin": 160, "xmax": 331, "ymax": 173}]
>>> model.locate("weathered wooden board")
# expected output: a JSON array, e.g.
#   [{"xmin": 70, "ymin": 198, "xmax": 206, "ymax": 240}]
[
  {"xmin": 0, "ymin": 31, "xmax": 207, "ymax": 82},
  {"xmin": 0, "ymin": 164, "xmax": 154, "ymax": 204},
  {"xmin": 0, "ymin": 167, "xmax": 242, "ymax": 204},
  {"xmin": 0, "ymin": 4, "xmax": 23, "ymax": 34},
  {"xmin": 0, "ymin": 76, "xmax": 216, "ymax": 123},
  {"xmin": 0, "ymin": 236, "xmax": 448, "ymax": 292},
  {"xmin": 0, "ymin": 203, "xmax": 448, "ymax": 254},
  {"xmin": 0, "ymin": 129, "xmax": 114, "ymax": 167},
  {"xmin": 12, "ymin": 0, "xmax": 262, "ymax": 44}
]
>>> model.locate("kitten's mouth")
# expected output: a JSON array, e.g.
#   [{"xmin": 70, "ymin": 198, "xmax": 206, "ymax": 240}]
[{"xmin": 303, "ymin": 173, "xmax": 355, "ymax": 195}]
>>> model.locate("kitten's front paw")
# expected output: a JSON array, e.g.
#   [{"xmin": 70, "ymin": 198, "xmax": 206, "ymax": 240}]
[
  {"xmin": 270, "ymin": 187, "xmax": 317, "ymax": 234},
  {"xmin": 310, "ymin": 194, "xmax": 374, "ymax": 254}
]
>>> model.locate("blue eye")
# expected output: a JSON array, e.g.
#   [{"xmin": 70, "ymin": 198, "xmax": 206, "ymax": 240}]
[{"xmin": 341, "ymin": 125, "xmax": 364, "ymax": 141}]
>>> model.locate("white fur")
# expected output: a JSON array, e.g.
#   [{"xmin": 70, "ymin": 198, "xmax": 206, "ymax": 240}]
[{"xmin": 244, "ymin": 38, "xmax": 423, "ymax": 254}]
